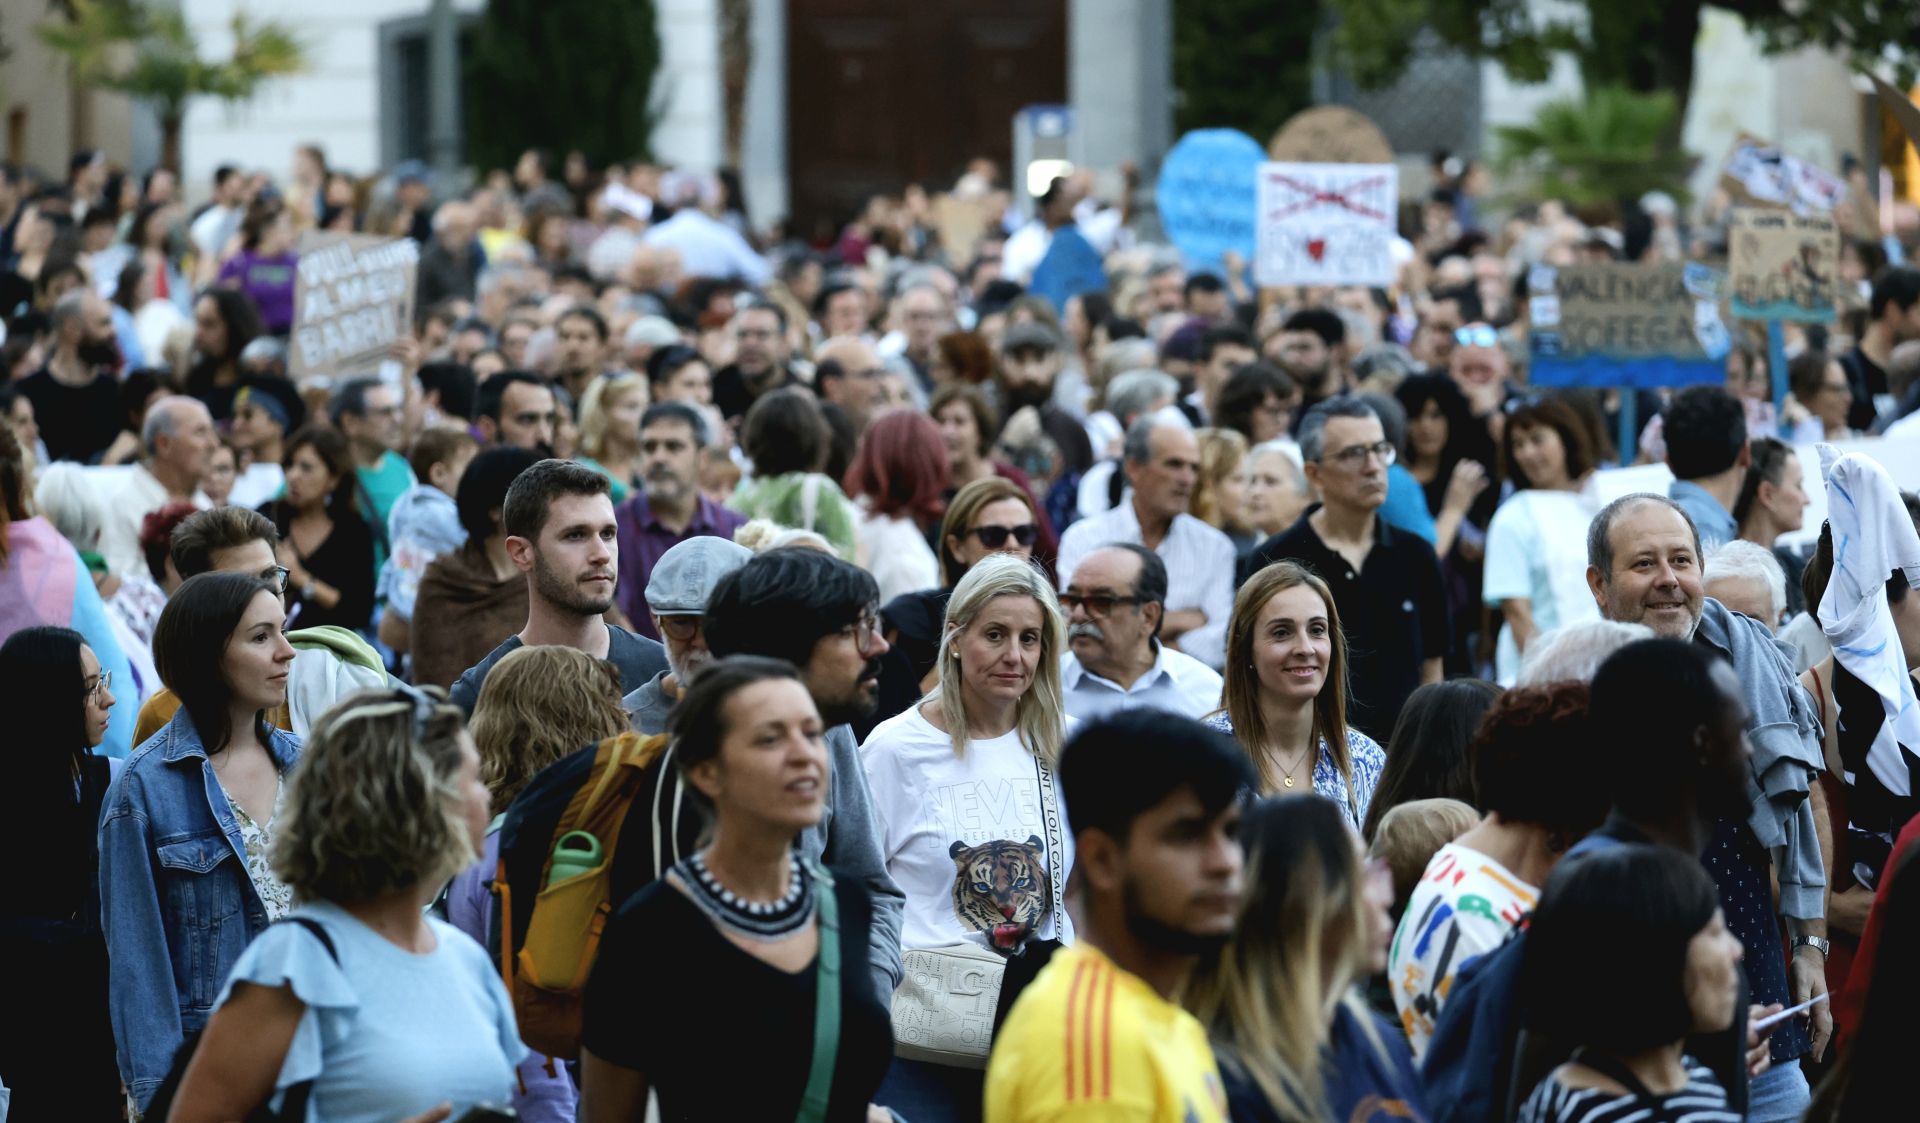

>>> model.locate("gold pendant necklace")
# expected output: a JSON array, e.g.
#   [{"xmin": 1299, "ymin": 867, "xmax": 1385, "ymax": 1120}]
[{"xmin": 1283, "ymin": 775, "xmax": 1295, "ymax": 788}]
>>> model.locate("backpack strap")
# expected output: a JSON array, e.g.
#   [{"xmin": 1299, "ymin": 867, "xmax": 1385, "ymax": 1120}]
[{"xmin": 795, "ymin": 861, "xmax": 840, "ymax": 1123}]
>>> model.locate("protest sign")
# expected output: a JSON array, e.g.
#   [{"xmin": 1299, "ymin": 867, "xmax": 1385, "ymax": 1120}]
[
  {"xmin": 1254, "ymin": 162, "xmax": 1399, "ymax": 287},
  {"xmin": 931, "ymin": 194, "xmax": 993, "ymax": 264},
  {"xmin": 289, "ymin": 233, "xmax": 419, "ymax": 380},
  {"xmin": 1267, "ymin": 106, "xmax": 1394, "ymax": 164},
  {"xmin": 1156, "ymin": 128, "xmax": 1263, "ymax": 275},
  {"xmin": 1528, "ymin": 262, "xmax": 1729, "ymax": 388},
  {"xmin": 1728, "ymin": 209, "xmax": 1839, "ymax": 322},
  {"xmin": 1719, "ymin": 133, "xmax": 1849, "ymax": 216}
]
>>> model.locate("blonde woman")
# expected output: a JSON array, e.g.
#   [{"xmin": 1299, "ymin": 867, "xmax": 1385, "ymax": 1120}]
[
  {"xmin": 165, "ymin": 686, "xmax": 522, "ymax": 1123},
  {"xmin": 447, "ymin": 645, "xmax": 628, "ymax": 1123},
  {"xmin": 1205, "ymin": 561, "xmax": 1385, "ymax": 830},
  {"xmin": 860, "ymin": 553, "xmax": 1075, "ymax": 1121},
  {"xmin": 1187, "ymin": 794, "xmax": 1426, "ymax": 1122},
  {"xmin": 574, "ymin": 372, "xmax": 649, "ymax": 502},
  {"xmin": 1192, "ymin": 427, "xmax": 1259, "ymax": 554}
]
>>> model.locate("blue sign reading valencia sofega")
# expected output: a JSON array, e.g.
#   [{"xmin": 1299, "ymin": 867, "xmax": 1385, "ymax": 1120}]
[{"xmin": 1528, "ymin": 262, "xmax": 1730, "ymax": 389}]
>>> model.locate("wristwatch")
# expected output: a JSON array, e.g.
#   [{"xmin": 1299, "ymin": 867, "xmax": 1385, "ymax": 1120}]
[{"xmin": 1792, "ymin": 935, "xmax": 1831, "ymax": 958}]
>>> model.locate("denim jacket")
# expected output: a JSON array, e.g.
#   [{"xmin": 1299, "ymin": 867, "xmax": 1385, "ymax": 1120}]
[{"xmin": 97, "ymin": 708, "xmax": 301, "ymax": 1110}]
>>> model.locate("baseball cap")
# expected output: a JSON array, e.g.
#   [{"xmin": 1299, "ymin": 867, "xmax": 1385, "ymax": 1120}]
[
  {"xmin": 1000, "ymin": 321, "xmax": 1064, "ymax": 355},
  {"xmin": 645, "ymin": 536, "xmax": 753, "ymax": 616}
]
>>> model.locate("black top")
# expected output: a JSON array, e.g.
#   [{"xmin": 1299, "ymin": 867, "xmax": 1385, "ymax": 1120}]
[
  {"xmin": 448, "ymin": 623, "xmax": 667, "ymax": 716},
  {"xmin": 860, "ymin": 586, "xmax": 953, "ymax": 741},
  {"xmin": 19, "ymin": 367, "xmax": 120, "ymax": 464},
  {"xmin": 582, "ymin": 870, "xmax": 893, "ymax": 1122},
  {"xmin": 713, "ymin": 363, "xmax": 803, "ymax": 423},
  {"xmin": 1840, "ymin": 345, "xmax": 1887, "ymax": 432},
  {"xmin": 258, "ymin": 500, "xmax": 377, "ymax": 632},
  {"xmin": 1246, "ymin": 505, "xmax": 1449, "ymax": 742}
]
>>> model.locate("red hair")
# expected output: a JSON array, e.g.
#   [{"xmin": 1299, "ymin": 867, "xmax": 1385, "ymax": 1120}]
[{"xmin": 844, "ymin": 410, "xmax": 950, "ymax": 529}]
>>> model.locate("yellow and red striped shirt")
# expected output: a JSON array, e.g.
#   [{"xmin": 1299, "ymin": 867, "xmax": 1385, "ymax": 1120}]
[{"xmin": 985, "ymin": 942, "xmax": 1227, "ymax": 1123}]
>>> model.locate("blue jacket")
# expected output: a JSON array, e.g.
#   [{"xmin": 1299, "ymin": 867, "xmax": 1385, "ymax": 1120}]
[{"xmin": 97, "ymin": 708, "xmax": 301, "ymax": 1110}]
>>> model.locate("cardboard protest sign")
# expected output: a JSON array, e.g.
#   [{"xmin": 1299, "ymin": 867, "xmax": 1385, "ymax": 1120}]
[
  {"xmin": 1528, "ymin": 262, "xmax": 1729, "ymax": 388},
  {"xmin": 1719, "ymin": 133, "xmax": 1849, "ymax": 216},
  {"xmin": 290, "ymin": 233, "xmax": 419, "ymax": 380},
  {"xmin": 1728, "ymin": 209, "xmax": 1839, "ymax": 322},
  {"xmin": 1156, "ymin": 128, "xmax": 1264, "ymax": 275},
  {"xmin": 1267, "ymin": 106, "xmax": 1394, "ymax": 164},
  {"xmin": 931, "ymin": 195, "xmax": 993, "ymax": 264},
  {"xmin": 1254, "ymin": 163, "xmax": 1399, "ymax": 287}
]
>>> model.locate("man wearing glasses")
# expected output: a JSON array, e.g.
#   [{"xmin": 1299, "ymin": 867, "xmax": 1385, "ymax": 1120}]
[
  {"xmin": 713, "ymin": 302, "xmax": 802, "ymax": 425},
  {"xmin": 331, "ymin": 376, "xmax": 417, "ymax": 534},
  {"xmin": 1246, "ymin": 396, "xmax": 1448, "ymax": 741},
  {"xmin": 623, "ymin": 535, "xmax": 753, "ymax": 734},
  {"xmin": 1059, "ymin": 544, "xmax": 1222, "ymax": 721}
]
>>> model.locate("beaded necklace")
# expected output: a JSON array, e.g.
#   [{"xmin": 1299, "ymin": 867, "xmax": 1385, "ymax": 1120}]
[{"xmin": 675, "ymin": 849, "xmax": 815, "ymax": 940}]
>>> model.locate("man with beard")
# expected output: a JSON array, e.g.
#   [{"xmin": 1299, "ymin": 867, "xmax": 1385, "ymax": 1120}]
[
  {"xmin": 552, "ymin": 304, "xmax": 613, "ymax": 408},
  {"xmin": 985, "ymin": 710, "xmax": 1255, "ymax": 1123},
  {"xmin": 1060, "ymin": 544, "xmax": 1221, "ymax": 721},
  {"xmin": 623, "ymin": 535, "xmax": 751, "ymax": 733},
  {"xmin": 20, "ymin": 290, "xmax": 121, "ymax": 463},
  {"xmin": 447, "ymin": 459, "xmax": 667, "ymax": 715},
  {"xmin": 475, "ymin": 371, "xmax": 559, "ymax": 452},
  {"xmin": 994, "ymin": 321, "xmax": 1093, "ymax": 477},
  {"xmin": 611, "ymin": 401, "xmax": 747, "ymax": 634},
  {"xmin": 1583, "ymin": 494, "xmax": 1830, "ymax": 1120},
  {"xmin": 1269, "ymin": 307, "xmax": 1349, "ymax": 425},
  {"xmin": 1059, "ymin": 411, "xmax": 1234, "ymax": 669},
  {"xmin": 703, "ymin": 546, "xmax": 907, "ymax": 1000},
  {"xmin": 713, "ymin": 301, "xmax": 803, "ymax": 424}
]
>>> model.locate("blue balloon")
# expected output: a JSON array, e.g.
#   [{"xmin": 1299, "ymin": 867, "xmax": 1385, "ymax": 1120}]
[{"xmin": 1156, "ymin": 128, "xmax": 1264, "ymax": 276}]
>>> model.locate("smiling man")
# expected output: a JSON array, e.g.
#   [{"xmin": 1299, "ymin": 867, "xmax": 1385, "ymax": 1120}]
[{"xmin": 447, "ymin": 458, "xmax": 666, "ymax": 715}]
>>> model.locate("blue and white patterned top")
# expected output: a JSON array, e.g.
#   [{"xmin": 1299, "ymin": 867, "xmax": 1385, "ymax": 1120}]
[{"xmin": 1203, "ymin": 713, "xmax": 1385, "ymax": 831}]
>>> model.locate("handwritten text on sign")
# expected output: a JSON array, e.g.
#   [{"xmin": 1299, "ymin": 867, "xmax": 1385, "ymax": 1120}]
[
  {"xmin": 290, "ymin": 234, "xmax": 419, "ymax": 379},
  {"xmin": 1254, "ymin": 163, "xmax": 1399, "ymax": 287},
  {"xmin": 1728, "ymin": 209, "xmax": 1839, "ymax": 322}
]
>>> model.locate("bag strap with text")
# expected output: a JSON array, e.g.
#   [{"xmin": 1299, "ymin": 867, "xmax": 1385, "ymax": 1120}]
[
  {"xmin": 1034, "ymin": 755, "xmax": 1070, "ymax": 944},
  {"xmin": 796, "ymin": 860, "xmax": 841, "ymax": 1123}
]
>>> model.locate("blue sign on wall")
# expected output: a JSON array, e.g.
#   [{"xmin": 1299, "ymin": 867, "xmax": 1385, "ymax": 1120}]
[{"xmin": 1156, "ymin": 128, "xmax": 1264, "ymax": 277}]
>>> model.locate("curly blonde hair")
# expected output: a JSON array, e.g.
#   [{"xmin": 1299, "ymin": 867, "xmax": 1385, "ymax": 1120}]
[
  {"xmin": 469, "ymin": 645, "xmax": 629, "ymax": 812},
  {"xmin": 271, "ymin": 687, "xmax": 475, "ymax": 904}
]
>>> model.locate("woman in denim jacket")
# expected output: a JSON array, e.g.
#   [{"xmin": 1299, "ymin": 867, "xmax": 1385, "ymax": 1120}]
[{"xmin": 99, "ymin": 571, "xmax": 298, "ymax": 1113}]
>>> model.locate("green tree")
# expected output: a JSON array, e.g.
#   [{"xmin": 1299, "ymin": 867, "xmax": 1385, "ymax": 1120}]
[
  {"xmin": 1495, "ymin": 86, "xmax": 1690, "ymax": 207},
  {"xmin": 465, "ymin": 0, "xmax": 662, "ymax": 173},
  {"xmin": 1173, "ymin": 0, "xmax": 1318, "ymax": 139},
  {"xmin": 1327, "ymin": 0, "xmax": 1920, "ymax": 124},
  {"xmin": 38, "ymin": 0, "xmax": 304, "ymax": 172}
]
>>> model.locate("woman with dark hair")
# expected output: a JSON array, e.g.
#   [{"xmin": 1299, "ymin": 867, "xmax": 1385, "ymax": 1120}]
[
  {"xmin": 187, "ymin": 287, "xmax": 265, "ymax": 421},
  {"xmin": 1188, "ymin": 794, "xmax": 1424, "ymax": 1123},
  {"xmin": 1363, "ymin": 677, "xmax": 1504, "ymax": 839},
  {"xmin": 1483, "ymin": 394, "xmax": 1603, "ymax": 683},
  {"xmin": 0, "ymin": 626, "xmax": 122, "ymax": 1119},
  {"xmin": 732, "ymin": 386, "xmax": 859, "ymax": 558},
  {"xmin": 1515, "ymin": 844, "xmax": 1744, "ymax": 1122},
  {"xmin": 257, "ymin": 426, "xmax": 375, "ymax": 631},
  {"xmin": 1734, "ymin": 436, "xmax": 1812, "ymax": 615},
  {"xmin": 1395, "ymin": 372, "xmax": 1494, "ymax": 559},
  {"xmin": 1216, "ymin": 362, "xmax": 1301, "ymax": 448},
  {"xmin": 411, "ymin": 446, "xmax": 540, "ymax": 689},
  {"xmin": 645, "ymin": 343, "xmax": 713, "ymax": 406},
  {"xmin": 846, "ymin": 409, "xmax": 950, "ymax": 601},
  {"xmin": 582, "ymin": 656, "xmax": 895, "ymax": 1121},
  {"xmin": 1789, "ymin": 350, "xmax": 1857, "ymax": 442},
  {"xmin": 215, "ymin": 198, "xmax": 300, "ymax": 334},
  {"xmin": 99, "ymin": 571, "xmax": 299, "ymax": 1115}
]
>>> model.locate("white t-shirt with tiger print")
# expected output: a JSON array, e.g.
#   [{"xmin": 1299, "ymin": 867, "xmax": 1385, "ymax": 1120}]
[{"xmin": 860, "ymin": 704, "xmax": 1077, "ymax": 954}]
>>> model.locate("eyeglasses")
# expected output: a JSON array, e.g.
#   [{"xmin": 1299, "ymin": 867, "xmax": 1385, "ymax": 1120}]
[
  {"xmin": 261, "ymin": 565, "xmax": 291, "ymax": 595},
  {"xmin": 84, "ymin": 668, "xmax": 112, "ymax": 703},
  {"xmin": 1454, "ymin": 324, "xmax": 1499, "ymax": 349},
  {"xmin": 967, "ymin": 523, "xmax": 1040, "ymax": 549},
  {"xmin": 1058, "ymin": 592, "xmax": 1146, "ymax": 617},
  {"xmin": 657, "ymin": 615, "xmax": 703, "ymax": 642},
  {"xmin": 841, "ymin": 608, "xmax": 884, "ymax": 656},
  {"xmin": 1319, "ymin": 440, "xmax": 1397, "ymax": 470}
]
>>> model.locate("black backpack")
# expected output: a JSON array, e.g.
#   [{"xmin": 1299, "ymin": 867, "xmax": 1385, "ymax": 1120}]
[{"xmin": 143, "ymin": 916, "xmax": 339, "ymax": 1123}]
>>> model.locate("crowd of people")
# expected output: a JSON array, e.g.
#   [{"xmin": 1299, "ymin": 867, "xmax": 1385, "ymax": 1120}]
[{"xmin": 2, "ymin": 137, "xmax": 1920, "ymax": 1122}]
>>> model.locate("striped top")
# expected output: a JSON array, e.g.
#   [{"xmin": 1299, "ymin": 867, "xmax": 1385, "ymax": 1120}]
[
  {"xmin": 1517, "ymin": 1061, "xmax": 1741, "ymax": 1123},
  {"xmin": 984, "ymin": 942, "xmax": 1227, "ymax": 1122}
]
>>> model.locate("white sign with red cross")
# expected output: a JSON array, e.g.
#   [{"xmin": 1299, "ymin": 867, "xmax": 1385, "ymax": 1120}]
[{"xmin": 1254, "ymin": 162, "xmax": 1400, "ymax": 287}]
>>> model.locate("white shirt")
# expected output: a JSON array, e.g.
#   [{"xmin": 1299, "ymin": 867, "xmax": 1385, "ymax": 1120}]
[
  {"xmin": 189, "ymin": 203, "xmax": 241, "ymax": 259},
  {"xmin": 88, "ymin": 463, "xmax": 210, "ymax": 582},
  {"xmin": 228, "ymin": 461, "xmax": 285, "ymax": 510},
  {"xmin": 1883, "ymin": 410, "xmax": 1920, "ymax": 441},
  {"xmin": 861, "ymin": 705, "xmax": 1078, "ymax": 953},
  {"xmin": 643, "ymin": 210, "xmax": 771, "ymax": 285},
  {"xmin": 1056, "ymin": 501, "xmax": 1236, "ymax": 670},
  {"xmin": 856, "ymin": 508, "xmax": 940, "ymax": 603},
  {"xmin": 1060, "ymin": 643, "xmax": 1222, "ymax": 722},
  {"xmin": 1482, "ymin": 488, "xmax": 1603, "ymax": 685}
]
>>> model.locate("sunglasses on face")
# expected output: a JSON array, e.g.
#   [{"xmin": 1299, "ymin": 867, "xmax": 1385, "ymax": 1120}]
[
  {"xmin": 1454, "ymin": 324, "xmax": 1499, "ymax": 349},
  {"xmin": 967, "ymin": 523, "xmax": 1039, "ymax": 548}
]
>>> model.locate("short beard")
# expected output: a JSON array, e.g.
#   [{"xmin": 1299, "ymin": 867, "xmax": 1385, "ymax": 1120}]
[
  {"xmin": 532, "ymin": 554, "xmax": 613, "ymax": 618},
  {"xmin": 813, "ymin": 658, "xmax": 883, "ymax": 726},
  {"xmin": 667, "ymin": 646, "xmax": 711, "ymax": 684},
  {"xmin": 1122, "ymin": 876, "xmax": 1231, "ymax": 958}
]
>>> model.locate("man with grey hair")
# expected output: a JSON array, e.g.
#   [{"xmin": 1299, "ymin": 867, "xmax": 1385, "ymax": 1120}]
[
  {"xmin": 1057, "ymin": 408, "xmax": 1234, "ymax": 668},
  {"xmin": 1515, "ymin": 619, "xmax": 1655, "ymax": 686},
  {"xmin": 881, "ymin": 279, "xmax": 953, "ymax": 394},
  {"xmin": 1078, "ymin": 367, "xmax": 1180, "ymax": 517},
  {"xmin": 624, "ymin": 535, "xmax": 754, "ymax": 733},
  {"xmin": 90, "ymin": 396, "xmax": 215, "ymax": 579},
  {"xmin": 1060, "ymin": 543, "xmax": 1222, "ymax": 719},
  {"xmin": 1705, "ymin": 538, "xmax": 1788, "ymax": 632},
  {"xmin": 19, "ymin": 289, "xmax": 121, "ymax": 463},
  {"xmin": 1584, "ymin": 491, "xmax": 1832, "ymax": 1103},
  {"xmin": 1247, "ymin": 394, "xmax": 1447, "ymax": 740}
]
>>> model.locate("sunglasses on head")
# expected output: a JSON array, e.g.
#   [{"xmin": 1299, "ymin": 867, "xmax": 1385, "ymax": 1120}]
[
  {"xmin": 1454, "ymin": 324, "xmax": 1499, "ymax": 349},
  {"xmin": 967, "ymin": 524, "xmax": 1039, "ymax": 548}
]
